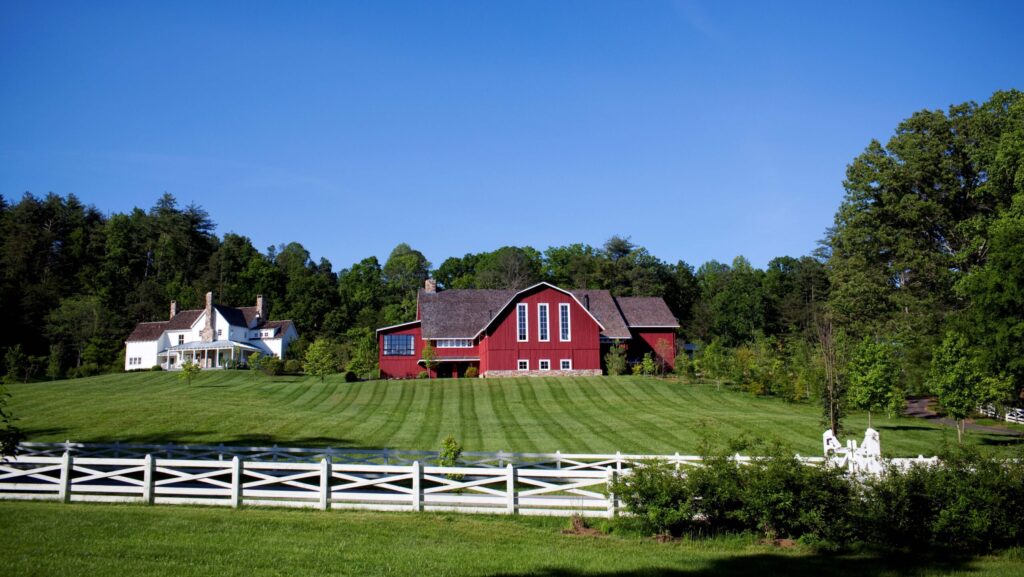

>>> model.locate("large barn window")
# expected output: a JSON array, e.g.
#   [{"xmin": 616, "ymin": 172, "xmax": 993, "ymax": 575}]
[
  {"xmin": 559, "ymin": 303, "xmax": 571, "ymax": 342},
  {"xmin": 517, "ymin": 303, "xmax": 528, "ymax": 342},
  {"xmin": 383, "ymin": 334, "xmax": 415, "ymax": 356},
  {"xmin": 537, "ymin": 303, "xmax": 549, "ymax": 342}
]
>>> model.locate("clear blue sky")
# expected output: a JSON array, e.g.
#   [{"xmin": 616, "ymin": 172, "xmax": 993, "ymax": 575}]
[{"xmin": 2, "ymin": 1, "xmax": 1021, "ymax": 271}]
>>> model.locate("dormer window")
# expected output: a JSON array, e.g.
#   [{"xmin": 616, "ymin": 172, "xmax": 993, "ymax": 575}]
[{"xmin": 178, "ymin": 334, "xmax": 184, "ymax": 345}]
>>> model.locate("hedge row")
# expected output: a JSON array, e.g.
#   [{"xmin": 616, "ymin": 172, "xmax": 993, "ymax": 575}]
[{"xmin": 611, "ymin": 445, "xmax": 1024, "ymax": 552}]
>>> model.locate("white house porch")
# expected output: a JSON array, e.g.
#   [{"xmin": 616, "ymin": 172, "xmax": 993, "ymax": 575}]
[{"xmin": 158, "ymin": 340, "xmax": 261, "ymax": 370}]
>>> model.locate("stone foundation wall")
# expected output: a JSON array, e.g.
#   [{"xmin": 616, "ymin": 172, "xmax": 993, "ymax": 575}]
[{"xmin": 483, "ymin": 369, "xmax": 603, "ymax": 378}]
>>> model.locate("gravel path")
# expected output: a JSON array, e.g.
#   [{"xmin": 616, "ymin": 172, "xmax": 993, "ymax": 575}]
[{"xmin": 904, "ymin": 397, "xmax": 1022, "ymax": 436}]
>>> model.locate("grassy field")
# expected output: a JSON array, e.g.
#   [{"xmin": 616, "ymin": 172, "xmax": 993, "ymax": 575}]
[
  {"xmin": 7, "ymin": 372, "xmax": 1020, "ymax": 456},
  {"xmin": 1, "ymin": 501, "xmax": 1021, "ymax": 577}
]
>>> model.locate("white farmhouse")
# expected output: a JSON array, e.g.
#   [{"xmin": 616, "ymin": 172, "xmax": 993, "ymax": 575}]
[{"xmin": 124, "ymin": 292, "xmax": 298, "ymax": 371}]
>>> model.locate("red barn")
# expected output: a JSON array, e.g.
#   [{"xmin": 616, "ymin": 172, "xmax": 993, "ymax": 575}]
[{"xmin": 377, "ymin": 281, "xmax": 679, "ymax": 378}]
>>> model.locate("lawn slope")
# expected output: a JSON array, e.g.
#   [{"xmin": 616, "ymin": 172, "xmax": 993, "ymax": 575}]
[
  {"xmin": 7, "ymin": 372, "xmax": 1020, "ymax": 456},
  {"xmin": 1, "ymin": 501, "xmax": 1020, "ymax": 577}
]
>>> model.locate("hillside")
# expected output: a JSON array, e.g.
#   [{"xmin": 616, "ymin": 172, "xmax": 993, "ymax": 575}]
[{"xmin": 7, "ymin": 372, "xmax": 1020, "ymax": 456}]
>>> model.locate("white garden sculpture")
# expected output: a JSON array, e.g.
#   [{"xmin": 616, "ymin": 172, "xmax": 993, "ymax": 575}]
[{"xmin": 823, "ymin": 427, "xmax": 883, "ymax": 475}]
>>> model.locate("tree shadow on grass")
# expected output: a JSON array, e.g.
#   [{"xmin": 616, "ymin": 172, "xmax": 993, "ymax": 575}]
[
  {"xmin": 64, "ymin": 431, "xmax": 360, "ymax": 448},
  {"xmin": 487, "ymin": 551, "xmax": 983, "ymax": 577}
]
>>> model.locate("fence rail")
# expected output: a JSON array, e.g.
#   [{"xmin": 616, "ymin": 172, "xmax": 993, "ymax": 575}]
[
  {"xmin": 2, "ymin": 446, "xmax": 944, "ymax": 517},
  {"xmin": 979, "ymin": 405, "xmax": 1024, "ymax": 425},
  {"xmin": 1, "ymin": 454, "xmax": 618, "ymax": 517},
  {"xmin": 17, "ymin": 441, "xmax": 831, "ymax": 470}
]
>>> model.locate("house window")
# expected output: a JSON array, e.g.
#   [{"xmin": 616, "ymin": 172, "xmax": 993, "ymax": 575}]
[
  {"xmin": 436, "ymin": 339, "xmax": 473, "ymax": 348},
  {"xmin": 560, "ymin": 359, "xmax": 572, "ymax": 370},
  {"xmin": 217, "ymin": 329, "xmax": 222, "ymax": 337},
  {"xmin": 559, "ymin": 303, "xmax": 571, "ymax": 342},
  {"xmin": 517, "ymin": 360, "xmax": 529, "ymax": 371},
  {"xmin": 517, "ymin": 303, "xmax": 528, "ymax": 342},
  {"xmin": 383, "ymin": 334, "xmax": 415, "ymax": 356},
  {"xmin": 539, "ymin": 359, "xmax": 550, "ymax": 371},
  {"xmin": 178, "ymin": 334, "xmax": 185, "ymax": 345},
  {"xmin": 537, "ymin": 304, "xmax": 549, "ymax": 342}
]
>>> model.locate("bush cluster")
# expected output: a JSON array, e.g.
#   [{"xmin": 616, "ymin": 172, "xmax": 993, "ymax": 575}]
[
  {"xmin": 611, "ymin": 445, "xmax": 1024, "ymax": 553},
  {"xmin": 464, "ymin": 366, "xmax": 479, "ymax": 379}
]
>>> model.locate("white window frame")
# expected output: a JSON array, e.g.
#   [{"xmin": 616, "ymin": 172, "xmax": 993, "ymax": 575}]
[
  {"xmin": 539, "ymin": 359, "xmax": 551, "ymax": 371},
  {"xmin": 178, "ymin": 334, "xmax": 185, "ymax": 345},
  {"xmin": 517, "ymin": 303, "xmax": 529, "ymax": 342},
  {"xmin": 559, "ymin": 303, "xmax": 571, "ymax": 342},
  {"xmin": 436, "ymin": 339, "xmax": 473, "ymax": 348},
  {"xmin": 537, "ymin": 303, "xmax": 549, "ymax": 342},
  {"xmin": 517, "ymin": 359, "xmax": 529, "ymax": 371},
  {"xmin": 560, "ymin": 359, "xmax": 572, "ymax": 370}
]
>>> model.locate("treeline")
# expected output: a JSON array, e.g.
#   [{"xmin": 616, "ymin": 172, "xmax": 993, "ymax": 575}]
[
  {"xmin": 2, "ymin": 89, "xmax": 1023, "ymax": 427},
  {"xmin": 0, "ymin": 188, "xmax": 829, "ymax": 381}
]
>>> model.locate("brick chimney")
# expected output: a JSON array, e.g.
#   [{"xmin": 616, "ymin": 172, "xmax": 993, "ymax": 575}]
[
  {"xmin": 200, "ymin": 291, "xmax": 216, "ymax": 342},
  {"xmin": 256, "ymin": 294, "xmax": 267, "ymax": 320},
  {"xmin": 170, "ymin": 300, "xmax": 178, "ymax": 320},
  {"xmin": 424, "ymin": 278, "xmax": 437, "ymax": 293}
]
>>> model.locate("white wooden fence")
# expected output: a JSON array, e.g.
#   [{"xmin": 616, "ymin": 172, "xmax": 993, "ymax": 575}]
[
  {"xmin": 17, "ymin": 441, "xmax": 826, "ymax": 470},
  {"xmin": 979, "ymin": 405, "xmax": 1024, "ymax": 425},
  {"xmin": 0, "ymin": 454, "xmax": 619, "ymax": 517},
  {"xmin": 1, "ymin": 444, "xmax": 946, "ymax": 517}
]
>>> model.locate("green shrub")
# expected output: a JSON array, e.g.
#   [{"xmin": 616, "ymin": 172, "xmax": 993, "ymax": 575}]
[
  {"xmin": 439, "ymin": 434, "xmax": 464, "ymax": 481},
  {"xmin": 464, "ymin": 366, "xmax": 479, "ymax": 379},
  {"xmin": 260, "ymin": 357, "xmax": 283, "ymax": 376},
  {"xmin": 283, "ymin": 359, "xmax": 303, "ymax": 375},
  {"xmin": 630, "ymin": 363, "xmax": 643, "ymax": 376},
  {"xmin": 641, "ymin": 353, "xmax": 657, "ymax": 376},
  {"xmin": 343, "ymin": 371, "xmax": 358, "ymax": 382},
  {"xmin": 862, "ymin": 447, "xmax": 1024, "ymax": 552},
  {"xmin": 604, "ymin": 342, "xmax": 626, "ymax": 375},
  {"xmin": 610, "ymin": 459, "xmax": 694, "ymax": 536},
  {"xmin": 150, "ymin": 365, "xmax": 163, "ymax": 371},
  {"xmin": 417, "ymin": 370, "xmax": 429, "ymax": 379}
]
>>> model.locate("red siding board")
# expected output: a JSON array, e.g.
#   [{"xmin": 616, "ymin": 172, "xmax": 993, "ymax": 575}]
[
  {"xmin": 631, "ymin": 329, "xmax": 677, "ymax": 370},
  {"xmin": 378, "ymin": 324, "xmax": 425, "ymax": 379},
  {"xmin": 483, "ymin": 287, "xmax": 602, "ymax": 372}
]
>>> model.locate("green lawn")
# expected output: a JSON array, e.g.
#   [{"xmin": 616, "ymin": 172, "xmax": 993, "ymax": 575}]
[
  {"xmin": 7, "ymin": 372, "xmax": 1022, "ymax": 456},
  {"xmin": 1, "ymin": 501, "xmax": 1020, "ymax": 577}
]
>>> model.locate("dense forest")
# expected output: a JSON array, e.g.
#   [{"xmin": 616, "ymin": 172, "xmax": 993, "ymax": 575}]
[{"xmin": 2, "ymin": 90, "xmax": 1023, "ymax": 416}]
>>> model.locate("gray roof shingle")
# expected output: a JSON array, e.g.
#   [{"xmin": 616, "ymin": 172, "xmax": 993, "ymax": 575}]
[
  {"xmin": 126, "ymin": 321, "xmax": 169, "ymax": 342},
  {"xmin": 419, "ymin": 289, "xmax": 514, "ymax": 339},
  {"xmin": 616, "ymin": 297, "xmax": 679, "ymax": 327}
]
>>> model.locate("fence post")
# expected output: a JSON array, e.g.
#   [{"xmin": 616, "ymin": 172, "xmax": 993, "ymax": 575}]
[
  {"xmin": 143, "ymin": 454, "xmax": 155, "ymax": 505},
  {"xmin": 616, "ymin": 451, "xmax": 622, "ymax": 473},
  {"xmin": 506, "ymin": 464, "xmax": 517, "ymax": 515},
  {"xmin": 411, "ymin": 461, "xmax": 423, "ymax": 512},
  {"xmin": 555, "ymin": 450, "xmax": 561, "ymax": 470},
  {"xmin": 59, "ymin": 451, "xmax": 73, "ymax": 503},
  {"xmin": 231, "ymin": 456, "xmax": 243, "ymax": 508},
  {"xmin": 606, "ymin": 466, "xmax": 618, "ymax": 519},
  {"xmin": 319, "ymin": 458, "xmax": 331, "ymax": 511},
  {"xmin": 674, "ymin": 452, "xmax": 680, "ymax": 473}
]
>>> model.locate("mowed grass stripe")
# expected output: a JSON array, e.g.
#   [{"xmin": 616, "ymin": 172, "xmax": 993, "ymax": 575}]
[
  {"xmin": 9, "ymin": 373, "xmax": 1022, "ymax": 455},
  {"xmin": 362, "ymin": 381, "xmax": 416, "ymax": 448},
  {"xmin": 532, "ymin": 377, "xmax": 611, "ymax": 452},
  {"xmin": 350, "ymin": 381, "xmax": 406, "ymax": 443},
  {"xmin": 390, "ymin": 382, "xmax": 435, "ymax": 449},
  {"xmin": 490, "ymin": 380, "xmax": 539, "ymax": 453},
  {"xmin": 591, "ymin": 380, "xmax": 696, "ymax": 452},
  {"xmin": 546, "ymin": 378, "xmax": 629, "ymax": 453},
  {"xmin": 567, "ymin": 377, "xmax": 669, "ymax": 453},
  {"xmin": 458, "ymin": 382, "xmax": 483, "ymax": 450},
  {"xmin": 519, "ymin": 378, "xmax": 593, "ymax": 453}
]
